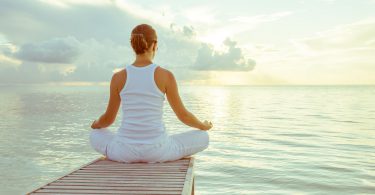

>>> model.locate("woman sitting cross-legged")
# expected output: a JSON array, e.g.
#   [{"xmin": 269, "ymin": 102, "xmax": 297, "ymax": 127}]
[{"xmin": 89, "ymin": 23, "xmax": 213, "ymax": 163}]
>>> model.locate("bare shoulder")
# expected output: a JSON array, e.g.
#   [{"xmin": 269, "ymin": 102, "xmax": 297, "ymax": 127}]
[
  {"xmin": 156, "ymin": 66, "xmax": 174, "ymax": 80},
  {"xmin": 112, "ymin": 68, "xmax": 126, "ymax": 92},
  {"xmin": 155, "ymin": 66, "xmax": 175, "ymax": 93},
  {"xmin": 156, "ymin": 66, "xmax": 171, "ymax": 75},
  {"xmin": 156, "ymin": 66, "xmax": 174, "ymax": 82},
  {"xmin": 112, "ymin": 69, "xmax": 126, "ymax": 81}
]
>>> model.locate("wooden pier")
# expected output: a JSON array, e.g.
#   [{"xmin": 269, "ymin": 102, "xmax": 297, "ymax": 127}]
[{"xmin": 27, "ymin": 156, "xmax": 195, "ymax": 195}]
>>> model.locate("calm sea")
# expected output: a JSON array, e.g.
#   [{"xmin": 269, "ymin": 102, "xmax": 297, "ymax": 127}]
[{"xmin": 0, "ymin": 84, "xmax": 374, "ymax": 194}]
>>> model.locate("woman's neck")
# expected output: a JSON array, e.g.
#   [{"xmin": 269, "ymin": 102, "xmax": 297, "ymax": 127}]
[{"xmin": 132, "ymin": 53, "xmax": 153, "ymax": 66}]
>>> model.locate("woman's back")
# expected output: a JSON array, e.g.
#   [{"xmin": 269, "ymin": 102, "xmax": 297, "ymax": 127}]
[{"xmin": 116, "ymin": 63, "xmax": 168, "ymax": 144}]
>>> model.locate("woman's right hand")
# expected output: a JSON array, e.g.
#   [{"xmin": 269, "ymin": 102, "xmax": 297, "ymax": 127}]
[{"xmin": 200, "ymin": 120, "xmax": 213, "ymax": 131}]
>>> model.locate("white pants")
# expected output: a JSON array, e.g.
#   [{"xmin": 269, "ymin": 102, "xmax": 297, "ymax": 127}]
[{"xmin": 89, "ymin": 128, "xmax": 210, "ymax": 163}]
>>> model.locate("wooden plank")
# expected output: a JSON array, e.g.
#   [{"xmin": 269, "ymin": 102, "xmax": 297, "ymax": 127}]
[
  {"xmin": 78, "ymin": 170, "xmax": 187, "ymax": 173},
  {"xmin": 30, "ymin": 193, "xmax": 95, "ymax": 195},
  {"xmin": 28, "ymin": 156, "xmax": 194, "ymax": 195},
  {"xmin": 81, "ymin": 165, "xmax": 187, "ymax": 169},
  {"xmin": 59, "ymin": 177, "xmax": 186, "ymax": 182},
  {"xmin": 60, "ymin": 176, "xmax": 186, "ymax": 180},
  {"xmin": 30, "ymin": 193, "xmax": 179, "ymax": 195},
  {"xmin": 56, "ymin": 179, "xmax": 185, "ymax": 185},
  {"xmin": 77, "ymin": 170, "xmax": 187, "ymax": 174},
  {"xmin": 31, "ymin": 193, "xmax": 180, "ymax": 195},
  {"xmin": 67, "ymin": 174, "xmax": 185, "ymax": 178},
  {"xmin": 73, "ymin": 170, "xmax": 187, "ymax": 174},
  {"xmin": 181, "ymin": 156, "xmax": 195, "ymax": 195},
  {"xmin": 71, "ymin": 172, "xmax": 187, "ymax": 176},
  {"xmin": 86, "ymin": 166, "xmax": 188, "ymax": 169},
  {"xmin": 66, "ymin": 176, "xmax": 186, "ymax": 180},
  {"xmin": 35, "ymin": 189, "xmax": 181, "ymax": 194},
  {"xmin": 82, "ymin": 167, "xmax": 188, "ymax": 171},
  {"xmin": 42, "ymin": 185, "xmax": 182, "ymax": 191},
  {"xmin": 89, "ymin": 162, "xmax": 189, "ymax": 165},
  {"xmin": 50, "ymin": 182, "xmax": 184, "ymax": 187},
  {"xmin": 82, "ymin": 167, "xmax": 187, "ymax": 171},
  {"xmin": 27, "ymin": 157, "xmax": 104, "ymax": 195},
  {"xmin": 92, "ymin": 164, "xmax": 189, "ymax": 167},
  {"xmin": 95, "ymin": 161, "xmax": 189, "ymax": 165},
  {"xmin": 87, "ymin": 164, "xmax": 189, "ymax": 167},
  {"xmin": 73, "ymin": 169, "xmax": 187, "ymax": 173},
  {"xmin": 31, "ymin": 194, "xmax": 98, "ymax": 195},
  {"xmin": 87, "ymin": 162, "xmax": 189, "ymax": 165},
  {"xmin": 68, "ymin": 171, "xmax": 187, "ymax": 176},
  {"xmin": 77, "ymin": 169, "xmax": 187, "ymax": 172}
]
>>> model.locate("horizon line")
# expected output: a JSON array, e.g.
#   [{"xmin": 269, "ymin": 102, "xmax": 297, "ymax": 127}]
[{"xmin": 0, "ymin": 82, "xmax": 374, "ymax": 87}]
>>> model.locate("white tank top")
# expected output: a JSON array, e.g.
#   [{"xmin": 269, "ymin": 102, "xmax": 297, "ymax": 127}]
[{"xmin": 116, "ymin": 63, "xmax": 168, "ymax": 144}]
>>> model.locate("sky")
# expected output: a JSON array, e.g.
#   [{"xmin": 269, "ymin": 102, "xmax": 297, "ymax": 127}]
[{"xmin": 0, "ymin": 0, "xmax": 374, "ymax": 85}]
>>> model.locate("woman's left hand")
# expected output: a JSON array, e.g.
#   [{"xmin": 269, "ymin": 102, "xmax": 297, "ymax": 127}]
[{"xmin": 91, "ymin": 120, "xmax": 100, "ymax": 129}]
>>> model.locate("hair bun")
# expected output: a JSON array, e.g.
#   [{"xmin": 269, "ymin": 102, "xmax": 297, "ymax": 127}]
[
  {"xmin": 130, "ymin": 24, "xmax": 157, "ymax": 55},
  {"xmin": 131, "ymin": 33, "xmax": 148, "ymax": 54}
]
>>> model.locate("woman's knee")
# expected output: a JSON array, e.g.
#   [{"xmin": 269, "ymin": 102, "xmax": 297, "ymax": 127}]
[
  {"xmin": 90, "ymin": 128, "xmax": 110, "ymax": 138},
  {"xmin": 186, "ymin": 130, "xmax": 210, "ymax": 156},
  {"xmin": 89, "ymin": 129, "xmax": 102, "ymax": 149},
  {"xmin": 196, "ymin": 130, "xmax": 210, "ymax": 149},
  {"xmin": 89, "ymin": 128, "xmax": 113, "ymax": 152},
  {"xmin": 185, "ymin": 130, "xmax": 210, "ymax": 147},
  {"xmin": 90, "ymin": 128, "xmax": 104, "ymax": 140}
]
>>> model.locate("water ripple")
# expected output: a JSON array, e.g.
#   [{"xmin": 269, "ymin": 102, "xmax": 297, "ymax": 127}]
[{"xmin": 1, "ymin": 85, "xmax": 375, "ymax": 194}]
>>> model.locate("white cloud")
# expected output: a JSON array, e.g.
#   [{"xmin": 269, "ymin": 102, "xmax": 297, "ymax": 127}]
[
  {"xmin": 229, "ymin": 11, "xmax": 293, "ymax": 24},
  {"xmin": 0, "ymin": 54, "xmax": 22, "ymax": 68},
  {"xmin": 0, "ymin": 42, "xmax": 21, "ymax": 68},
  {"xmin": 197, "ymin": 11, "xmax": 293, "ymax": 48},
  {"xmin": 253, "ymin": 18, "xmax": 375, "ymax": 84},
  {"xmin": 38, "ymin": 0, "xmax": 112, "ymax": 8},
  {"xmin": 182, "ymin": 6, "xmax": 217, "ymax": 25},
  {"xmin": 15, "ymin": 37, "xmax": 80, "ymax": 64},
  {"xmin": 193, "ymin": 38, "xmax": 256, "ymax": 71},
  {"xmin": 1, "ymin": 0, "xmax": 373, "ymax": 84},
  {"xmin": 114, "ymin": 0, "xmax": 175, "ymax": 29},
  {"xmin": 298, "ymin": 18, "xmax": 375, "ymax": 51}
]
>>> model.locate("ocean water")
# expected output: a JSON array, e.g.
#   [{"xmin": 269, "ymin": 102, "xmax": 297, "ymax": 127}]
[{"xmin": 0, "ymin": 84, "xmax": 374, "ymax": 195}]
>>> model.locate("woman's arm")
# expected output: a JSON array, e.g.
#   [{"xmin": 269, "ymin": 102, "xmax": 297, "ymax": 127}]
[
  {"xmin": 91, "ymin": 73, "xmax": 122, "ymax": 129},
  {"xmin": 165, "ymin": 70, "xmax": 213, "ymax": 131}
]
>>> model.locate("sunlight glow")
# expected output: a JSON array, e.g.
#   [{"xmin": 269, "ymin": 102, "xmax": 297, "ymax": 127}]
[
  {"xmin": 208, "ymin": 71, "xmax": 250, "ymax": 86},
  {"xmin": 113, "ymin": 68, "xmax": 123, "ymax": 73},
  {"xmin": 0, "ymin": 54, "xmax": 22, "ymax": 67},
  {"xmin": 47, "ymin": 82, "xmax": 109, "ymax": 86},
  {"xmin": 198, "ymin": 32, "xmax": 229, "ymax": 51},
  {"xmin": 39, "ymin": 0, "xmax": 111, "ymax": 8}
]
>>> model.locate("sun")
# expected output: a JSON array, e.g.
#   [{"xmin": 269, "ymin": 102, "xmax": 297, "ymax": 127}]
[{"xmin": 197, "ymin": 31, "xmax": 229, "ymax": 51}]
